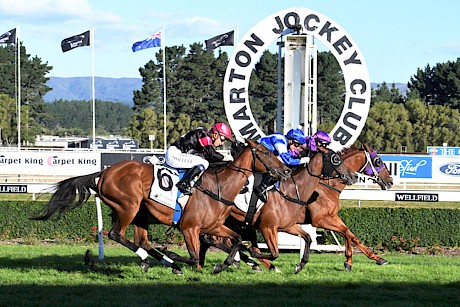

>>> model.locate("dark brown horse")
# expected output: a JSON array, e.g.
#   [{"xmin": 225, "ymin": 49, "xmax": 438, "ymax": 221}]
[
  {"xmin": 202, "ymin": 144, "xmax": 393, "ymax": 272},
  {"xmin": 31, "ymin": 139, "xmax": 291, "ymax": 274},
  {"xmin": 200, "ymin": 145, "xmax": 358, "ymax": 274}
]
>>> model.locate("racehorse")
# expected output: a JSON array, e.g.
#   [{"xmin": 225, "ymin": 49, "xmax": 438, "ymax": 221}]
[
  {"xmin": 201, "ymin": 144, "xmax": 393, "ymax": 272},
  {"xmin": 30, "ymin": 139, "xmax": 291, "ymax": 275},
  {"xmin": 199, "ymin": 144, "xmax": 358, "ymax": 274}
]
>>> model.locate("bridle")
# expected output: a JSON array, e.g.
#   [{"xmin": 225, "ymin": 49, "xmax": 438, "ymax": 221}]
[
  {"xmin": 195, "ymin": 142, "xmax": 283, "ymax": 206},
  {"xmin": 305, "ymin": 149, "xmax": 347, "ymax": 181},
  {"xmin": 226, "ymin": 142, "xmax": 281, "ymax": 178},
  {"xmin": 359, "ymin": 148, "xmax": 387, "ymax": 185}
]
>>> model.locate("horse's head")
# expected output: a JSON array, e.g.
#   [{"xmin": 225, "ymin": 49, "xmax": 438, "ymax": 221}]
[
  {"xmin": 359, "ymin": 144, "xmax": 393, "ymax": 190},
  {"xmin": 316, "ymin": 146, "xmax": 358, "ymax": 185},
  {"xmin": 245, "ymin": 138, "xmax": 291, "ymax": 181}
]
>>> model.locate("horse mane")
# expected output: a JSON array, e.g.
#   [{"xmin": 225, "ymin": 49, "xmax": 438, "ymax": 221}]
[
  {"xmin": 207, "ymin": 140, "xmax": 247, "ymax": 173},
  {"xmin": 336, "ymin": 144, "xmax": 359, "ymax": 159}
]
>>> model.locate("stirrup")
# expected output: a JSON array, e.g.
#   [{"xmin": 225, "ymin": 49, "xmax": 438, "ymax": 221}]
[
  {"xmin": 176, "ymin": 182, "xmax": 192, "ymax": 195},
  {"xmin": 255, "ymin": 186, "xmax": 268, "ymax": 203}
]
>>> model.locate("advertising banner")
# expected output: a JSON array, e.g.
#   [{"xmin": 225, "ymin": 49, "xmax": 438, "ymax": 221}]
[{"xmin": 0, "ymin": 151, "xmax": 100, "ymax": 176}]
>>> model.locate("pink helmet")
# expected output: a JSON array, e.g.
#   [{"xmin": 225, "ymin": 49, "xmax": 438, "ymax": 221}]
[{"xmin": 211, "ymin": 122, "xmax": 233, "ymax": 141}]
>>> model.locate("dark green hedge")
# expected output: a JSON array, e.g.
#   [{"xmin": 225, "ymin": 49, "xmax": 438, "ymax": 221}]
[
  {"xmin": 0, "ymin": 201, "xmax": 179, "ymax": 244},
  {"xmin": 336, "ymin": 207, "xmax": 460, "ymax": 247},
  {"xmin": 1, "ymin": 201, "xmax": 459, "ymax": 247}
]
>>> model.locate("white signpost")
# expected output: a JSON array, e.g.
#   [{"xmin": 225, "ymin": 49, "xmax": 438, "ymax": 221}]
[
  {"xmin": 223, "ymin": 7, "xmax": 370, "ymax": 152},
  {"xmin": 223, "ymin": 7, "xmax": 371, "ymax": 252}
]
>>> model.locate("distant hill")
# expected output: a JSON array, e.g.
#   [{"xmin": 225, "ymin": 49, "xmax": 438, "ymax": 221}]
[
  {"xmin": 44, "ymin": 77, "xmax": 407, "ymax": 105},
  {"xmin": 44, "ymin": 77, "xmax": 142, "ymax": 105}
]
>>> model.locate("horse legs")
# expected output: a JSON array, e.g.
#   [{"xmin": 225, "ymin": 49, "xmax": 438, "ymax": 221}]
[
  {"xmin": 250, "ymin": 227, "xmax": 280, "ymax": 261},
  {"xmin": 133, "ymin": 225, "xmax": 183, "ymax": 274},
  {"xmin": 314, "ymin": 214, "xmax": 388, "ymax": 271},
  {"xmin": 199, "ymin": 235, "xmax": 262, "ymax": 272},
  {"xmin": 285, "ymin": 225, "xmax": 312, "ymax": 274},
  {"xmin": 103, "ymin": 196, "xmax": 183, "ymax": 275},
  {"xmin": 183, "ymin": 225, "xmax": 242, "ymax": 274}
]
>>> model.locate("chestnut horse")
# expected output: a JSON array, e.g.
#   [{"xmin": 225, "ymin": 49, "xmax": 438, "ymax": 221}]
[
  {"xmin": 199, "ymin": 144, "xmax": 358, "ymax": 274},
  {"xmin": 202, "ymin": 144, "xmax": 393, "ymax": 272},
  {"xmin": 31, "ymin": 139, "xmax": 291, "ymax": 275}
]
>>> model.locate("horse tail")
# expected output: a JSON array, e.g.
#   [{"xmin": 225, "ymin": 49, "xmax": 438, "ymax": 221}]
[{"xmin": 30, "ymin": 171, "xmax": 103, "ymax": 221}]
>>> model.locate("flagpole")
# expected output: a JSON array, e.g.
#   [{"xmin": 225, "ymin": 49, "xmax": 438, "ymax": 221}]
[
  {"xmin": 91, "ymin": 26, "xmax": 96, "ymax": 151},
  {"xmin": 17, "ymin": 24, "xmax": 21, "ymax": 150},
  {"xmin": 162, "ymin": 26, "xmax": 167, "ymax": 152},
  {"xmin": 235, "ymin": 25, "xmax": 239, "ymax": 44}
]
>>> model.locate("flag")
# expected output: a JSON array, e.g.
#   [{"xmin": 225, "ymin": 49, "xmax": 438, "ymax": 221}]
[
  {"xmin": 132, "ymin": 31, "xmax": 161, "ymax": 52},
  {"xmin": 0, "ymin": 28, "xmax": 16, "ymax": 44},
  {"xmin": 61, "ymin": 30, "xmax": 90, "ymax": 52},
  {"xmin": 205, "ymin": 30, "xmax": 234, "ymax": 52}
]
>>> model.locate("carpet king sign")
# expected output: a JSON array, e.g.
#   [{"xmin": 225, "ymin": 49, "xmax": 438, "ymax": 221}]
[{"xmin": 223, "ymin": 7, "xmax": 370, "ymax": 150}]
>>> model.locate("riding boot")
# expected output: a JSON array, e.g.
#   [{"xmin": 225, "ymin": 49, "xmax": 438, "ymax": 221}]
[
  {"xmin": 254, "ymin": 174, "xmax": 279, "ymax": 203},
  {"xmin": 176, "ymin": 165, "xmax": 203, "ymax": 195}
]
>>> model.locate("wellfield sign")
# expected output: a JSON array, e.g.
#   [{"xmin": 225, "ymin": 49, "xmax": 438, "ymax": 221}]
[{"xmin": 223, "ymin": 7, "xmax": 370, "ymax": 151}]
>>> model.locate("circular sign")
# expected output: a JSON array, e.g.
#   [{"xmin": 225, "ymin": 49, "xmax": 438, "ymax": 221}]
[{"xmin": 223, "ymin": 7, "xmax": 370, "ymax": 151}]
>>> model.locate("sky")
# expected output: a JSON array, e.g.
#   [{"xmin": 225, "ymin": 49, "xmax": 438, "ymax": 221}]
[{"xmin": 1, "ymin": 0, "xmax": 459, "ymax": 84}]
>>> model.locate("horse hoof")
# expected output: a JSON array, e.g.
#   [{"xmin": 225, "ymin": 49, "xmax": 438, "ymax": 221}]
[
  {"xmin": 213, "ymin": 264, "xmax": 224, "ymax": 274},
  {"xmin": 252, "ymin": 265, "xmax": 262, "ymax": 272},
  {"xmin": 140, "ymin": 260, "xmax": 150, "ymax": 272},
  {"xmin": 269, "ymin": 264, "xmax": 281, "ymax": 273},
  {"xmin": 295, "ymin": 263, "xmax": 304, "ymax": 274},
  {"xmin": 377, "ymin": 258, "xmax": 388, "ymax": 265},
  {"xmin": 233, "ymin": 261, "xmax": 240, "ymax": 269},
  {"xmin": 344, "ymin": 263, "xmax": 352, "ymax": 272},
  {"xmin": 172, "ymin": 268, "xmax": 183, "ymax": 275}
]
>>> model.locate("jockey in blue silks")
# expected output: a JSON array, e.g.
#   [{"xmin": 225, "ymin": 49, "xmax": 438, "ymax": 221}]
[
  {"xmin": 254, "ymin": 129, "xmax": 332, "ymax": 203},
  {"xmin": 254, "ymin": 128, "xmax": 307, "ymax": 203}
]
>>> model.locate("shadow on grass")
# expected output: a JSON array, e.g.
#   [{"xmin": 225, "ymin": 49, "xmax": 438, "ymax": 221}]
[
  {"xmin": 1, "ymin": 282, "xmax": 459, "ymax": 306},
  {"xmin": 1, "ymin": 253, "xmax": 459, "ymax": 306}
]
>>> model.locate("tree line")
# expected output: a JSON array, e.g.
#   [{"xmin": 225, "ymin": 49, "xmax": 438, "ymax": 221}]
[{"xmin": 1, "ymin": 42, "xmax": 459, "ymax": 152}]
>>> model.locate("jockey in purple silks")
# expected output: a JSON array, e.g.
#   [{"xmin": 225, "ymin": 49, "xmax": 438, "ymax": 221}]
[{"xmin": 304, "ymin": 130, "xmax": 332, "ymax": 153}]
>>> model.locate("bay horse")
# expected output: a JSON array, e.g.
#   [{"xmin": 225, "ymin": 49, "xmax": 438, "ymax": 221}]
[
  {"xmin": 199, "ymin": 144, "xmax": 358, "ymax": 274},
  {"xmin": 30, "ymin": 139, "xmax": 291, "ymax": 275},
  {"xmin": 202, "ymin": 144, "xmax": 393, "ymax": 272}
]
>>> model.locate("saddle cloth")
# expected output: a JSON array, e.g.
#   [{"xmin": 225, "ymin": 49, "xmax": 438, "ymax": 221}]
[
  {"xmin": 148, "ymin": 162, "xmax": 189, "ymax": 210},
  {"xmin": 146, "ymin": 156, "xmax": 263, "ymax": 214}
]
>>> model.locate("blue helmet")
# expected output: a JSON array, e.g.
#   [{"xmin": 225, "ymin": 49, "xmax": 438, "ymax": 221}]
[{"xmin": 285, "ymin": 128, "xmax": 306, "ymax": 144}]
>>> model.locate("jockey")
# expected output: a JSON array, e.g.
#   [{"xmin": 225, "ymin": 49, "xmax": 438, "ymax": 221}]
[
  {"xmin": 304, "ymin": 130, "xmax": 331, "ymax": 153},
  {"xmin": 253, "ymin": 127, "xmax": 306, "ymax": 203},
  {"xmin": 165, "ymin": 122, "xmax": 233, "ymax": 195}
]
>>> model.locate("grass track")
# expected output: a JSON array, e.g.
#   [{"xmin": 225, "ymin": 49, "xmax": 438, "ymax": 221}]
[{"xmin": 0, "ymin": 244, "xmax": 459, "ymax": 306}]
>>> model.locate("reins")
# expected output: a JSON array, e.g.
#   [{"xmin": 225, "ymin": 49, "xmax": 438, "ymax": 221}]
[{"xmin": 194, "ymin": 143, "xmax": 269, "ymax": 206}]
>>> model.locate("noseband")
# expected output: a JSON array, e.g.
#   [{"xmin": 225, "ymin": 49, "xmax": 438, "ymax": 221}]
[{"xmin": 359, "ymin": 149, "xmax": 386, "ymax": 182}]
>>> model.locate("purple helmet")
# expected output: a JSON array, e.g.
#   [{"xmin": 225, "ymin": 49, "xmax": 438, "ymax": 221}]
[{"xmin": 313, "ymin": 130, "xmax": 331, "ymax": 146}]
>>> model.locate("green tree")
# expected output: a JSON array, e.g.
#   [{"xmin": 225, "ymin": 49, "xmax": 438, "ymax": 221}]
[
  {"xmin": 0, "ymin": 44, "xmax": 52, "ymax": 144},
  {"xmin": 249, "ymin": 50, "xmax": 279, "ymax": 134},
  {"xmin": 0, "ymin": 94, "xmax": 16, "ymax": 145},
  {"xmin": 405, "ymin": 99, "xmax": 460, "ymax": 151},
  {"xmin": 372, "ymin": 82, "xmax": 403, "ymax": 105},
  {"xmin": 359, "ymin": 101, "xmax": 412, "ymax": 152},
  {"xmin": 316, "ymin": 51, "xmax": 345, "ymax": 125},
  {"xmin": 407, "ymin": 59, "xmax": 460, "ymax": 108}
]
